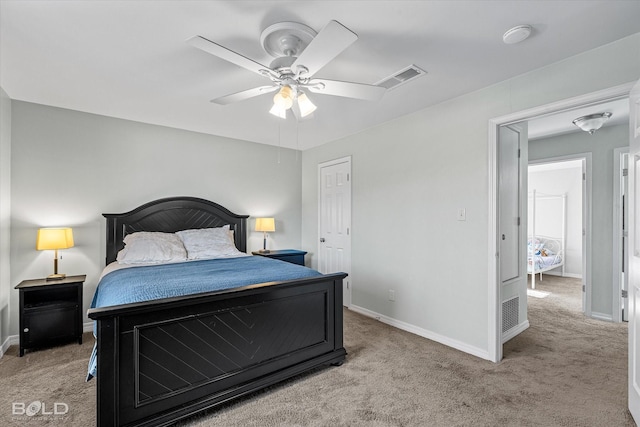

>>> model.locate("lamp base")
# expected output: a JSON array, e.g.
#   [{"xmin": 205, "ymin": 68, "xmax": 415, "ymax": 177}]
[
  {"xmin": 258, "ymin": 249, "xmax": 271, "ymax": 254},
  {"xmin": 46, "ymin": 273, "xmax": 66, "ymax": 281}
]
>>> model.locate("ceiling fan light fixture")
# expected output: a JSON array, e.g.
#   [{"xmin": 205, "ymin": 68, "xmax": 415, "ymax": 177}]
[
  {"xmin": 273, "ymin": 85, "xmax": 294, "ymax": 109},
  {"xmin": 269, "ymin": 103, "xmax": 287, "ymax": 119},
  {"xmin": 572, "ymin": 112, "xmax": 612, "ymax": 135},
  {"xmin": 189, "ymin": 20, "xmax": 387, "ymax": 121},
  {"xmin": 297, "ymin": 92, "xmax": 317, "ymax": 117}
]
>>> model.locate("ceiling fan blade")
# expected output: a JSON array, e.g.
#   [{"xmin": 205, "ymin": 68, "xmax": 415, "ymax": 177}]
[
  {"xmin": 307, "ymin": 79, "xmax": 386, "ymax": 101},
  {"xmin": 188, "ymin": 35, "xmax": 272, "ymax": 77},
  {"xmin": 291, "ymin": 20, "xmax": 357, "ymax": 78},
  {"xmin": 210, "ymin": 85, "xmax": 278, "ymax": 105}
]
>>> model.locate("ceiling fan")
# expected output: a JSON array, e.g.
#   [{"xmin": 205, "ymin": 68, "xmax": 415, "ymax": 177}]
[{"xmin": 187, "ymin": 20, "xmax": 386, "ymax": 119}]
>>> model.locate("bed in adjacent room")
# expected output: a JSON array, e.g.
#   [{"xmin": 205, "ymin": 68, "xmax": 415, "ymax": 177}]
[
  {"xmin": 87, "ymin": 197, "xmax": 347, "ymax": 427},
  {"xmin": 528, "ymin": 190, "xmax": 566, "ymax": 289}
]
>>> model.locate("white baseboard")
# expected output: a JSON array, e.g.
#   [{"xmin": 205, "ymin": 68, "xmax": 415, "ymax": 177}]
[
  {"xmin": 349, "ymin": 305, "xmax": 492, "ymax": 361},
  {"xmin": 84, "ymin": 321, "xmax": 94, "ymax": 333},
  {"xmin": 0, "ymin": 335, "xmax": 12, "ymax": 357},
  {"xmin": 543, "ymin": 271, "xmax": 582, "ymax": 279},
  {"xmin": 502, "ymin": 320, "xmax": 530, "ymax": 343},
  {"xmin": 1, "ymin": 334, "xmax": 19, "ymax": 356},
  {"xmin": 591, "ymin": 311, "xmax": 613, "ymax": 322}
]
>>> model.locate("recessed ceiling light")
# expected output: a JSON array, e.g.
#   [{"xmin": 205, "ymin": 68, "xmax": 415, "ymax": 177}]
[{"xmin": 503, "ymin": 25, "xmax": 532, "ymax": 44}]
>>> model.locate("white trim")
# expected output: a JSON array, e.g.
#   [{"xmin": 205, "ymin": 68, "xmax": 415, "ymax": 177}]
[
  {"xmin": 84, "ymin": 321, "xmax": 94, "ymax": 333},
  {"xmin": 317, "ymin": 156, "xmax": 352, "ymax": 169},
  {"xmin": 489, "ymin": 81, "xmax": 635, "ymax": 362},
  {"xmin": 488, "ymin": 122, "xmax": 500, "ymax": 362},
  {"xmin": 0, "ymin": 335, "xmax": 12, "ymax": 357},
  {"xmin": 2, "ymin": 334, "xmax": 19, "ymax": 353},
  {"xmin": 613, "ymin": 147, "xmax": 629, "ymax": 323},
  {"xmin": 591, "ymin": 311, "xmax": 614, "ymax": 322},
  {"xmin": 528, "ymin": 153, "xmax": 592, "ymax": 316},
  {"xmin": 491, "ymin": 82, "xmax": 634, "ymax": 128},
  {"xmin": 543, "ymin": 271, "xmax": 582, "ymax": 279},
  {"xmin": 502, "ymin": 320, "xmax": 530, "ymax": 343},
  {"xmin": 349, "ymin": 305, "xmax": 492, "ymax": 361}
]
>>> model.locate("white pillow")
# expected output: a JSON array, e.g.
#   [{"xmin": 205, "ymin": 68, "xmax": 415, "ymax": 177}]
[
  {"xmin": 116, "ymin": 232, "xmax": 187, "ymax": 264},
  {"xmin": 176, "ymin": 225, "xmax": 245, "ymax": 260}
]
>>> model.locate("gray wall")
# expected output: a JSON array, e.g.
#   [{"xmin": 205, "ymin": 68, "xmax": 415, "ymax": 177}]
[
  {"xmin": 529, "ymin": 124, "xmax": 629, "ymax": 317},
  {"xmin": 0, "ymin": 87, "xmax": 11, "ymax": 351},
  {"xmin": 9, "ymin": 101, "xmax": 303, "ymax": 335},
  {"xmin": 301, "ymin": 33, "xmax": 640, "ymax": 357}
]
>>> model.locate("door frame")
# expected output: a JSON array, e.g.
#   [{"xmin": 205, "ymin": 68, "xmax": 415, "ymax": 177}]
[
  {"xmin": 317, "ymin": 155, "xmax": 352, "ymax": 307},
  {"xmin": 488, "ymin": 81, "xmax": 635, "ymax": 362},
  {"xmin": 614, "ymin": 147, "xmax": 630, "ymax": 322},
  {"xmin": 528, "ymin": 154, "xmax": 591, "ymax": 315}
]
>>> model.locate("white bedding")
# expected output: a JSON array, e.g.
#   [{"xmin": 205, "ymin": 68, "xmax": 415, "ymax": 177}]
[{"xmin": 527, "ymin": 236, "xmax": 563, "ymax": 275}]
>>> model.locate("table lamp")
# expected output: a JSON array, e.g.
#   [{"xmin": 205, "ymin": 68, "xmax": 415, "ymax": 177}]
[
  {"xmin": 255, "ymin": 218, "xmax": 275, "ymax": 253},
  {"xmin": 36, "ymin": 227, "xmax": 74, "ymax": 280}
]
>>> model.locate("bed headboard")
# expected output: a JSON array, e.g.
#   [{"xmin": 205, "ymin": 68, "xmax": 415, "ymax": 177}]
[{"xmin": 103, "ymin": 197, "xmax": 249, "ymax": 265}]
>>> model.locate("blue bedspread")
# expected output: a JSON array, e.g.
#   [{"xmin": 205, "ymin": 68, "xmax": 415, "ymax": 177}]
[{"xmin": 87, "ymin": 256, "xmax": 321, "ymax": 379}]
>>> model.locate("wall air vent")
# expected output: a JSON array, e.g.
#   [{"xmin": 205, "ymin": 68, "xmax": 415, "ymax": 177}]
[
  {"xmin": 502, "ymin": 296, "xmax": 519, "ymax": 333},
  {"xmin": 376, "ymin": 65, "xmax": 427, "ymax": 90}
]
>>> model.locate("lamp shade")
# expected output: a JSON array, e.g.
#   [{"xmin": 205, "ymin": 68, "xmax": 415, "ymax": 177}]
[
  {"xmin": 36, "ymin": 228, "xmax": 74, "ymax": 250},
  {"xmin": 255, "ymin": 218, "xmax": 275, "ymax": 232}
]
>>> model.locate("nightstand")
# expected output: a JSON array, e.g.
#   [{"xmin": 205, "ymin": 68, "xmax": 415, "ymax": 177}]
[
  {"xmin": 252, "ymin": 249, "xmax": 307, "ymax": 266},
  {"xmin": 15, "ymin": 275, "xmax": 86, "ymax": 356}
]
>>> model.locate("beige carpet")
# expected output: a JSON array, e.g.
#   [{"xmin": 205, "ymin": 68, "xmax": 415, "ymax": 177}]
[{"xmin": 0, "ymin": 275, "xmax": 634, "ymax": 426}]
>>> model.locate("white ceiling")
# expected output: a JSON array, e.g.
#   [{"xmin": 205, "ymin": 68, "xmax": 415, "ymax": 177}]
[{"xmin": 2, "ymin": 1, "xmax": 640, "ymax": 150}]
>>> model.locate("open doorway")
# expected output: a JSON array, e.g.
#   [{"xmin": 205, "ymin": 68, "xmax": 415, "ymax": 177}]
[
  {"xmin": 526, "ymin": 158, "xmax": 586, "ymax": 313},
  {"xmin": 489, "ymin": 82, "xmax": 634, "ymax": 362}
]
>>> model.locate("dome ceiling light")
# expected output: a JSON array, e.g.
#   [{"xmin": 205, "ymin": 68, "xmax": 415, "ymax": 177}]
[{"xmin": 572, "ymin": 112, "xmax": 612, "ymax": 135}]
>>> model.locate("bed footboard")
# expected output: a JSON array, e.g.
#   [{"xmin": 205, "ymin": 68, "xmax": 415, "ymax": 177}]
[{"xmin": 88, "ymin": 273, "xmax": 347, "ymax": 427}]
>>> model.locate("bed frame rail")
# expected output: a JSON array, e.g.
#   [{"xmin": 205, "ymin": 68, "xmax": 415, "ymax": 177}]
[{"xmin": 89, "ymin": 273, "xmax": 346, "ymax": 427}]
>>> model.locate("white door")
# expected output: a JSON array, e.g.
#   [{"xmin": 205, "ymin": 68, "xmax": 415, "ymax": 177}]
[
  {"xmin": 319, "ymin": 157, "xmax": 352, "ymax": 307},
  {"xmin": 628, "ymin": 77, "xmax": 640, "ymax": 422},
  {"xmin": 499, "ymin": 125, "xmax": 528, "ymax": 343}
]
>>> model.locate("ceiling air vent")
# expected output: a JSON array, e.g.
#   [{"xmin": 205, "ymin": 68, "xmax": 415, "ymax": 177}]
[{"xmin": 376, "ymin": 65, "xmax": 427, "ymax": 90}]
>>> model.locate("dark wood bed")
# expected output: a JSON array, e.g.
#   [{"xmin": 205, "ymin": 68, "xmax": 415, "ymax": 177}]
[{"xmin": 87, "ymin": 197, "xmax": 347, "ymax": 427}]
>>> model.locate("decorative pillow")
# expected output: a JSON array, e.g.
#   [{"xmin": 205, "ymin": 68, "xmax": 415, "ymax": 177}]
[
  {"xmin": 176, "ymin": 225, "xmax": 246, "ymax": 260},
  {"xmin": 117, "ymin": 232, "xmax": 187, "ymax": 264}
]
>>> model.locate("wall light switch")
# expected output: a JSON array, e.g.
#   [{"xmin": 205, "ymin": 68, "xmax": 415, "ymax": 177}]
[{"xmin": 457, "ymin": 208, "xmax": 466, "ymax": 221}]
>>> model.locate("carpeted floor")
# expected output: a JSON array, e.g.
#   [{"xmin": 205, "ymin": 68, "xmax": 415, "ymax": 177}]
[{"xmin": 0, "ymin": 275, "xmax": 633, "ymax": 426}]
